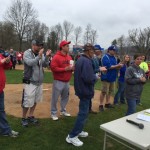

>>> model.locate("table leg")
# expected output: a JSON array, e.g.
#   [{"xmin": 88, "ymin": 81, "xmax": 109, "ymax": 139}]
[{"xmin": 103, "ymin": 132, "xmax": 107, "ymax": 150}]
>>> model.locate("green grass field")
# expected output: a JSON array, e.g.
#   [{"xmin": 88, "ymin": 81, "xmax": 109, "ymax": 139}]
[{"xmin": 0, "ymin": 69, "xmax": 149, "ymax": 150}]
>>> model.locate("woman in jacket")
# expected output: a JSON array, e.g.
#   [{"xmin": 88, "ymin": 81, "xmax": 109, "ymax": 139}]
[{"xmin": 125, "ymin": 54, "xmax": 146, "ymax": 115}]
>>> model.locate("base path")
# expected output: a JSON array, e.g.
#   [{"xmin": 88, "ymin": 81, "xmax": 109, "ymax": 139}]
[
  {"xmin": 4, "ymin": 65, "xmax": 113, "ymax": 118},
  {"xmin": 4, "ymin": 83, "xmax": 113, "ymax": 118}
]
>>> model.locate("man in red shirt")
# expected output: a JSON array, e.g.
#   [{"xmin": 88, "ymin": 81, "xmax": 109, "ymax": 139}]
[
  {"xmin": 50, "ymin": 40, "xmax": 74, "ymax": 121},
  {"xmin": 0, "ymin": 54, "xmax": 19, "ymax": 137}
]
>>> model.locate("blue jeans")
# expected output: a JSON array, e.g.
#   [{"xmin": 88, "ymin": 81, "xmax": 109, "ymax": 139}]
[
  {"xmin": 0, "ymin": 92, "xmax": 11, "ymax": 135},
  {"xmin": 69, "ymin": 97, "xmax": 91, "ymax": 138},
  {"xmin": 114, "ymin": 81, "xmax": 125, "ymax": 104},
  {"xmin": 126, "ymin": 99, "xmax": 137, "ymax": 116}
]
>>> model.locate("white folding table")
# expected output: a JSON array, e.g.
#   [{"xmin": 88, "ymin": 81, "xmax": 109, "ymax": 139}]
[{"xmin": 100, "ymin": 111, "xmax": 150, "ymax": 150}]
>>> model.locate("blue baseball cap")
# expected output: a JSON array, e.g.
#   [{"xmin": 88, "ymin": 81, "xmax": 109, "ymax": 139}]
[
  {"xmin": 94, "ymin": 44, "xmax": 103, "ymax": 50},
  {"xmin": 108, "ymin": 45, "xmax": 116, "ymax": 51}
]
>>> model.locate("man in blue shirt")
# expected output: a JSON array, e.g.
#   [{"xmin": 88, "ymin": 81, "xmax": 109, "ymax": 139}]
[{"xmin": 99, "ymin": 45, "xmax": 123, "ymax": 111}]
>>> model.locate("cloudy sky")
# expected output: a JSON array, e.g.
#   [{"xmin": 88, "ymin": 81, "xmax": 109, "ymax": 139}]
[{"xmin": 0, "ymin": 0, "xmax": 150, "ymax": 48}]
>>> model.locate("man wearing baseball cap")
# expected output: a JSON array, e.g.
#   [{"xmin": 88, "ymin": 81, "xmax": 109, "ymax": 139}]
[
  {"xmin": 50, "ymin": 40, "xmax": 74, "ymax": 121},
  {"xmin": 66, "ymin": 43, "xmax": 106, "ymax": 147},
  {"xmin": 21, "ymin": 39, "xmax": 51, "ymax": 127},
  {"xmin": 99, "ymin": 45, "xmax": 123, "ymax": 111}
]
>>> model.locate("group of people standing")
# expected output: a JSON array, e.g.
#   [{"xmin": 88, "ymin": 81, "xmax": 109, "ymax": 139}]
[
  {"xmin": 0, "ymin": 46, "xmax": 24, "ymax": 69},
  {"xmin": 0, "ymin": 39, "xmax": 148, "ymax": 147}
]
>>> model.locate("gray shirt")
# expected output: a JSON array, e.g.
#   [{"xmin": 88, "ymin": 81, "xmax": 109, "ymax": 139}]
[
  {"xmin": 125, "ymin": 64, "xmax": 145, "ymax": 100},
  {"xmin": 23, "ymin": 49, "xmax": 49, "ymax": 85}
]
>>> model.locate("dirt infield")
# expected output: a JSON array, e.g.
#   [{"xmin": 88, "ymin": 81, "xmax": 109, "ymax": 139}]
[{"xmin": 4, "ymin": 65, "xmax": 113, "ymax": 118}]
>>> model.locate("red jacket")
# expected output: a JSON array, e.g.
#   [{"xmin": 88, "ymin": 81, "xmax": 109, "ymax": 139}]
[
  {"xmin": 50, "ymin": 51, "xmax": 72, "ymax": 82},
  {"xmin": 0, "ymin": 54, "xmax": 12, "ymax": 93}
]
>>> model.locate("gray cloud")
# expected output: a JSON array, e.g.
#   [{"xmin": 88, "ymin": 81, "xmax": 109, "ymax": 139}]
[{"xmin": 0, "ymin": 0, "xmax": 150, "ymax": 48}]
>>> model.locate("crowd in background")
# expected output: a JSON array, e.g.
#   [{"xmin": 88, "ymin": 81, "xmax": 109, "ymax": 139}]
[
  {"xmin": 0, "ymin": 46, "xmax": 24, "ymax": 69},
  {"xmin": 0, "ymin": 40, "xmax": 149, "ymax": 146}
]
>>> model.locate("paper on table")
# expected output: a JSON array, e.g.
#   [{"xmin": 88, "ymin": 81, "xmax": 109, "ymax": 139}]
[
  {"xmin": 136, "ymin": 114, "xmax": 150, "ymax": 122},
  {"xmin": 145, "ymin": 109, "xmax": 150, "ymax": 114}
]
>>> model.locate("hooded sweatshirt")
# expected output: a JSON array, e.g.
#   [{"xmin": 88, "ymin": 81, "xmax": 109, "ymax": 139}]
[
  {"xmin": 23, "ymin": 49, "xmax": 49, "ymax": 85},
  {"xmin": 50, "ymin": 51, "xmax": 72, "ymax": 82},
  {"xmin": 125, "ymin": 64, "xmax": 145, "ymax": 100},
  {"xmin": 0, "ymin": 54, "xmax": 12, "ymax": 93}
]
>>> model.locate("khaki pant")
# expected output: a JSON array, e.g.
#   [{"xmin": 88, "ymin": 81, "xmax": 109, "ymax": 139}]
[{"xmin": 101, "ymin": 81, "xmax": 115, "ymax": 95}]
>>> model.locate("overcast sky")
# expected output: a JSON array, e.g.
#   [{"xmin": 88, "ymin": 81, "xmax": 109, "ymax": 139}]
[{"xmin": 0, "ymin": 0, "xmax": 150, "ymax": 48}]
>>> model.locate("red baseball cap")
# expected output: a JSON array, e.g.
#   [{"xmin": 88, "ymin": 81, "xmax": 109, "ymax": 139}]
[{"xmin": 59, "ymin": 40, "xmax": 71, "ymax": 48}]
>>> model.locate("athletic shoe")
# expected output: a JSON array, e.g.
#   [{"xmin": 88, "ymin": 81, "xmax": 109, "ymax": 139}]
[
  {"xmin": 51, "ymin": 115, "xmax": 58, "ymax": 121},
  {"xmin": 28, "ymin": 116, "xmax": 38, "ymax": 124},
  {"xmin": 66, "ymin": 135, "xmax": 83, "ymax": 147},
  {"xmin": 78, "ymin": 131, "xmax": 88, "ymax": 137},
  {"xmin": 99, "ymin": 105, "xmax": 104, "ymax": 112},
  {"xmin": 21, "ymin": 118, "xmax": 28, "ymax": 127},
  {"xmin": 3, "ymin": 130, "xmax": 19, "ymax": 138},
  {"xmin": 60, "ymin": 111, "xmax": 71, "ymax": 117}
]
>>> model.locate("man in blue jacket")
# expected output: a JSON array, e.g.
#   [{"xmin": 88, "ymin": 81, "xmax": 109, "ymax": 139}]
[
  {"xmin": 99, "ymin": 45, "xmax": 123, "ymax": 111},
  {"xmin": 66, "ymin": 43, "xmax": 106, "ymax": 147}
]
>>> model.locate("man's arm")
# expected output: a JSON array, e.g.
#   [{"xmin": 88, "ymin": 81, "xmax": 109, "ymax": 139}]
[{"xmin": 23, "ymin": 50, "xmax": 41, "ymax": 67}]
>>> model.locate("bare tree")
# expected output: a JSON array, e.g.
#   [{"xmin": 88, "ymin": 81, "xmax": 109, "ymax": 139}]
[
  {"xmin": 38, "ymin": 23, "xmax": 49, "ymax": 43},
  {"xmin": 83, "ymin": 24, "xmax": 91, "ymax": 44},
  {"xmin": 117, "ymin": 35, "xmax": 126, "ymax": 56},
  {"xmin": 25, "ymin": 19, "xmax": 40, "ymax": 46},
  {"xmin": 47, "ymin": 30, "xmax": 57, "ymax": 52},
  {"xmin": 90, "ymin": 29, "xmax": 97, "ymax": 45},
  {"xmin": 0, "ymin": 21, "xmax": 17, "ymax": 49},
  {"xmin": 63, "ymin": 20, "xmax": 74, "ymax": 41},
  {"xmin": 47, "ymin": 23, "xmax": 63, "ymax": 51},
  {"xmin": 128, "ymin": 27, "xmax": 150, "ymax": 54},
  {"xmin": 5, "ymin": 0, "xmax": 38, "ymax": 51},
  {"xmin": 74, "ymin": 26, "xmax": 82, "ymax": 45},
  {"xmin": 111, "ymin": 39, "xmax": 117, "ymax": 45},
  {"xmin": 55, "ymin": 23, "xmax": 63, "ymax": 48}
]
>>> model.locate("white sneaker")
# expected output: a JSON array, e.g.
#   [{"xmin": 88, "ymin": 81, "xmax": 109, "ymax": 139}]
[
  {"xmin": 3, "ymin": 130, "xmax": 19, "ymax": 138},
  {"xmin": 66, "ymin": 135, "xmax": 83, "ymax": 147},
  {"xmin": 78, "ymin": 131, "xmax": 88, "ymax": 137},
  {"xmin": 60, "ymin": 111, "xmax": 71, "ymax": 117},
  {"xmin": 11, "ymin": 130, "xmax": 19, "ymax": 136},
  {"xmin": 51, "ymin": 115, "xmax": 58, "ymax": 121}
]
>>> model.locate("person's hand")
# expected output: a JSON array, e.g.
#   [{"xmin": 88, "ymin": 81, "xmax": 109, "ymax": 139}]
[
  {"xmin": 100, "ymin": 66, "xmax": 107, "ymax": 72},
  {"xmin": 5, "ymin": 56, "xmax": 11, "ymax": 63},
  {"xmin": 39, "ymin": 48, "xmax": 44, "ymax": 58},
  {"xmin": 1, "ymin": 56, "xmax": 10, "ymax": 64},
  {"xmin": 1, "ymin": 58, "xmax": 6, "ymax": 64},
  {"xmin": 119, "ymin": 63, "xmax": 124, "ymax": 67},
  {"xmin": 116, "ymin": 63, "xmax": 124, "ymax": 69},
  {"xmin": 46, "ymin": 49, "xmax": 52, "ymax": 57},
  {"xmin": 140, "ymin": 77, "xmax": 146, "ymax": 82},
  {"xmin": 65, "ymin": 66, "xmax": 74, "ymax": 71}
]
